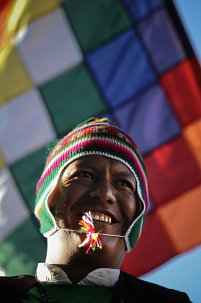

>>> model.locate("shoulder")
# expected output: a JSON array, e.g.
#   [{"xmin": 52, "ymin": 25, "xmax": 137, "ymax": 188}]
[
  {"xmin": 119, "ymin": 271, "xmax": 191, "ymax": 303},
  {"xmin": 0, "ymin": 275, "xmax": 36, "ymax": 303}
]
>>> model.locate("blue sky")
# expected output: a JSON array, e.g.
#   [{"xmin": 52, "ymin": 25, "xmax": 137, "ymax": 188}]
[
  {"xmin": 142, "ymin": 1, "xmax": 201, "ymax": 303},
  {"xmin": 174, "ymin": 0, "xmax": 201, "ymax": 62}
]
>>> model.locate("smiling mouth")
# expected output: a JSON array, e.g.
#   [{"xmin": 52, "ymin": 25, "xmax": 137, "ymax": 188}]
[
  {"xmin": 91, "ymin": 211, "xmax": 112, "ymax": 224},
  {"xmin": 79, "ymin": 210, "xmax": 118, "ymax": 225}
]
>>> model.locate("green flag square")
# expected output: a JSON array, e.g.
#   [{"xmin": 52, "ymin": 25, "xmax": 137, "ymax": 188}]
[
  {"xmin": 39, "ymin": 63, "xmax": 107, "ymax": 137},
  {"xmin": 0, "ymin": 218, "xmax": 46, "ymax": 276},
  {"xmin": 10, "ymin": 146, "xmax": 46, "ymax": 212},
  {"xmin": 62, "ymin": 0, "xmax": 132, "ymax": 52}
]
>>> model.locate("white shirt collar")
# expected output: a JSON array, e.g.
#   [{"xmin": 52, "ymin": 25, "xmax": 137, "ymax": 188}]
[{"xmin": 36, "ymin": 263, "xmax": 120, "ymax": 287}]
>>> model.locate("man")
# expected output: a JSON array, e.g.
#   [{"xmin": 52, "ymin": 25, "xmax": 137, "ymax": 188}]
[{"xmin": 0, "ymin": 118, "xmax": 192, "ymax": 302}]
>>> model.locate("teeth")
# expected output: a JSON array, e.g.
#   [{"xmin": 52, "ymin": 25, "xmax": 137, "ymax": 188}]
[
  {"xmin": 91, "ymin": 213, "xmax": 112, "ymax": 224},
  {"xmin": 100, "ymin": 215, "xmax": 104, "ymax": 222}
]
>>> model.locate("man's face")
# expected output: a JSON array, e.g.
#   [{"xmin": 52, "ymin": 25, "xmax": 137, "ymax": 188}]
[{"xmin": 50, "ymin": 155, "xmax": 138, "ymax": 239}]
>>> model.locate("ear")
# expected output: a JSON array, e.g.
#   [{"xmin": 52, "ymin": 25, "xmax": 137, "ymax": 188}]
[{"xmin": 48, "ymin": 183, "xmax": 59, "ymax": 209}]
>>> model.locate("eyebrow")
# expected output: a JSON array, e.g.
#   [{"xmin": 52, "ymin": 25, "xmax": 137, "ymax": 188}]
[{"xmin": 115, "ymin": 171, "xmax": 136, "ymax": 182}]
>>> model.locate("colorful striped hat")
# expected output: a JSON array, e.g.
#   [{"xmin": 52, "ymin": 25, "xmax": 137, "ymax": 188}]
[{"xmin": 35, "ymin": 117, "xmax": 149, "ymax": 251}]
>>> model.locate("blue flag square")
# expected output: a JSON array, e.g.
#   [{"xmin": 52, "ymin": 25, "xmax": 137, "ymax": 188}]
[{"xmin": 113, "ymin": 84, "xmax": 181, "ymax": 154}]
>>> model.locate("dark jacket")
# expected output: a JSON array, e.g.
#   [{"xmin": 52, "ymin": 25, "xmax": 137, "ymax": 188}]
[{"xmin": 0, "ymin": 271, "xmax": 191, "ymax": 303}]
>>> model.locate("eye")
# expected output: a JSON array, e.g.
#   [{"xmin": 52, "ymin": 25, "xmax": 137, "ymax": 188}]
[
  {"xmin": 61, "ymin": 170, "xmax": 94, "ymax": 187},
  {"xmin": 77, "ymin": 171, "xmax": 94, "ymax": 179},
  {"xmin": 119, "ymin": 180, "xmax": 131, "ymax": 187},
  {"xmin": 117, "ymin": 179, "xmax": 135, "ymax": 191}
]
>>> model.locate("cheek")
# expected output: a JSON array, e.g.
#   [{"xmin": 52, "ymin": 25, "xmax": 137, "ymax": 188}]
[
  {"xmin": 48, "ymin": 184, "xmax": 59, "ymax": 208},
  {"xmin": 122, "ymin": 196, "xmax": 137, "ymax": 223},
  {"xmin": 49, "ymin": 188, "xmax": 69, "ymax": 222},
  {"xmin": 50, "ymin": 185, "xmax": 84, "ymax": 224}
]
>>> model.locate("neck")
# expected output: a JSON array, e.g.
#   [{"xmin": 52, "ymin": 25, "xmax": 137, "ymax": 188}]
[{"xmin": 45, "ymin": 229, "xmax": 125, "ymax": 283}]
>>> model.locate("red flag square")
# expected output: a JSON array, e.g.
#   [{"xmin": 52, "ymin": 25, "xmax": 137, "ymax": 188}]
[{"xmin": 144, "ymin": 135, "xmax": 201, "ymax": 206}]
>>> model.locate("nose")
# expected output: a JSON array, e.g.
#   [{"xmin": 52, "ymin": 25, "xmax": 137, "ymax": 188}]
[{"xmin": 89, "ymin": 178, "xmax": 116, "ymax": 204}]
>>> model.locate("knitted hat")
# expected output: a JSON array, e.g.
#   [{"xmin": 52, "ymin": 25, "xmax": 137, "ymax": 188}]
[{"xmin": 35, "ymin": 117, "xmax": 149, "ymax": 251}]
